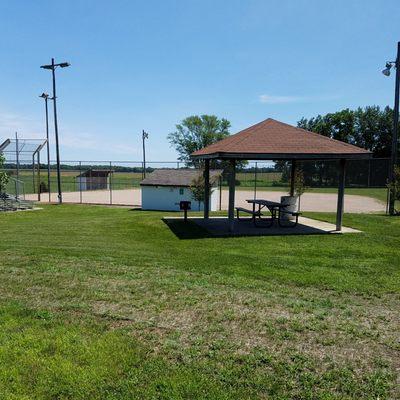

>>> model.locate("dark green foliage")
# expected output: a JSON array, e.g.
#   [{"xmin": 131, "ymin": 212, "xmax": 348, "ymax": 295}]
[
  {"xmin": 275, "ymin": 106, "xmax": 393, "ymax": 188},
  {"xmin": 168, "ymin": 115, "xmax": 231, "ymax": 167},
  {"xmin": 298, "ymin": 105, "xmax": 394, "ymax": 157},
  {"xmin": 0, "ymin": 153, "xmax": 9, "ymax": 193},
  {"xmin": 387, "ymin": 165, "xmax": 400, "ymax": 205}
]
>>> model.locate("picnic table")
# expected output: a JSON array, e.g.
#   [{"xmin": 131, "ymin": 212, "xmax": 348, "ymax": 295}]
[{"xmin": 236, "ymin": 199, "xmax": 301, "ymax": 227}]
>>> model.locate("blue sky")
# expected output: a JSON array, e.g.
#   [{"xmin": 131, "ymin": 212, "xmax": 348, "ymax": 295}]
[{"xmin": 0, "ymin": 0, "xmax": 399, "ymax": 161}]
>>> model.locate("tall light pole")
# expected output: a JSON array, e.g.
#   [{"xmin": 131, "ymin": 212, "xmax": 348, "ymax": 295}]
[
  {"xmin": 40, "ymin": 58, "xmax": 70, "ymax": 204},
  {"xmin": 142, "ymin": 130, "xmax": 149, "ymax": 179},
  {"xmin": 39, "ymin": 93, "xmax": 52, "ymax": 202},
  {"xmin": 382, "ymin": 42, "xmax": 400, "ymax": 215}
]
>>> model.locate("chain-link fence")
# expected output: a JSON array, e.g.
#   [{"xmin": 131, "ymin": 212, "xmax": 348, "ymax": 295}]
[{"xmin": 1, "ymin": 158, "xmax": 390, "ymax": 206}]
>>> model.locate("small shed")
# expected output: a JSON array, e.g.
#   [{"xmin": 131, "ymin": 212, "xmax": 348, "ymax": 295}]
[
  {"xmin": 140, "ymin": 169, "xmax": 222, "ymax": 211},
  {"xmin": 76, "ymin": 169, "xmax": 112, "ymax": 191}
]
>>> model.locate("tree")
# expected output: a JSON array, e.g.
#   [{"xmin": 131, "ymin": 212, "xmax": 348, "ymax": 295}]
[
  {"xmin": 292, "ymin": 106, "xmax": 395, "ymax": 189},
  {"xmin": 168, "ymin": 115, "xmax": 231, "ymax": 167},
  {"xmin": 297, "ymin": 106, "xmax": 394, "ymax": 157},
  {"xmin": 189, "ymin": 173, "xmax": 214, "ymax": 211},
  {"xmin": 0, "ymin": 154, "xmax": 9, "ymax": 194},
  {"xmin": 387, "ymin": 165, "xmax": 400, "ymax": 213},
  {"xmin": 292, "ymin": 168, "xmax": 306, "ymax": 211}
]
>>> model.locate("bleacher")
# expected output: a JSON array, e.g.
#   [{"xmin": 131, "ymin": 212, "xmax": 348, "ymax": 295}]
[{"xmin": 0, "ymin": 193, "xmax": 34, "ymax": 212}]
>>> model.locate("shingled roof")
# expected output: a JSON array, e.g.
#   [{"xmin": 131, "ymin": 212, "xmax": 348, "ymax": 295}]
[
  {"xmin": 192, "ymin": 118, "xmax": 371, "ymax": 160},
  {"xmin": 140, "ymin": 169, "xmax": 222, "ymax": 187}
]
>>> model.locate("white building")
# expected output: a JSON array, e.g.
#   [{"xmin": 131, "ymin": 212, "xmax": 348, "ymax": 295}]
[{"xmin": 140, "ymin": 169, "xmax": 222, "ymax": 211}]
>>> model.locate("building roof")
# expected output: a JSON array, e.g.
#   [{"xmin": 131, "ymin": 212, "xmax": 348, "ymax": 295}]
[
  {"xmin": 140, "ymin": 169, "xmax": 222, "ymax": 187},
  {"xmin": 76, "ymin": 169, "xmax": 112, "ymax": 178},
  {"xmin": 191, "ymin": 118, "xmax": 371, "ymax": 160}
]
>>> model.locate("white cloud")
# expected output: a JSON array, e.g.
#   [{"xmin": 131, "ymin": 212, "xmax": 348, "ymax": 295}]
[
  {"xmin": 258, "ymin": 93, "xmax": 341, "ymax": 105},
  {"xmin": 258, "ymin": 94, "xmax": 304, "ymax": 104}
]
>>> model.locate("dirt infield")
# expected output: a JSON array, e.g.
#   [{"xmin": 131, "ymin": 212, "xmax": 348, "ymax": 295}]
[{"xmin": 27, "ymin": 188, "xmax": 385, "ymax": 213}]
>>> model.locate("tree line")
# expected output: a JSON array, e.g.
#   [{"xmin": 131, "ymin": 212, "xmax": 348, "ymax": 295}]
[{"xmin": 297, "ymin": 105, "xmax": 393, "ymax": 158}]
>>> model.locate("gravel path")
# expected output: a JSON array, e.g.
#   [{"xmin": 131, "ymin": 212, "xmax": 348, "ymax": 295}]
[{"xmin": 27, "ymin": 188, "xmax": 385, "ymax": 213}]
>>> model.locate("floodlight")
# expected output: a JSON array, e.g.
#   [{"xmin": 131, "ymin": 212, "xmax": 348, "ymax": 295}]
[{"xmin": 382, "ymin": 62, "xmax": 393, "ymax": 77}]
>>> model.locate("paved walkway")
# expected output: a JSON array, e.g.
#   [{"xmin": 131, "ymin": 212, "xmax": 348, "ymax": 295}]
[{"xmin": 27, "ymin": 188, "xmax": 385, "ymax": 213}]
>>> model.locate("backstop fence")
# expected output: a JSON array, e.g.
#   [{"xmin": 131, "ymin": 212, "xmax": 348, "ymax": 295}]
[{"xmin": 1, "ymin": 158, "xmax": 390, "ymax": 206}]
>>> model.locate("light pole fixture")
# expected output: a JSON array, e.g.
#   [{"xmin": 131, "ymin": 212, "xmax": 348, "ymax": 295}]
[
  {"xmin": 40, "ymin": 58, "xmax": 70, "ymax": 204},
  {"xmin": 39, "ymin": 93, "xmax": 52, "ymax": 202},
  {"xmin": 142, "ymin": 130, "xmax": 149, "ymax": 179},
  {"xmin": 382, "ymin": 42, "xmax": 400, "ymax": 215}
]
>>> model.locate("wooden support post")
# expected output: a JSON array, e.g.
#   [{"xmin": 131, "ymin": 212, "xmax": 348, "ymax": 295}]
[
  {"xmin": 290, "ymin": 159, "xmax": 296, "ymax": 196},
  {"xmin": 204, "ymin": 159, "xmax": 210, "ymax": 219},
  {"xmin": 228, "ymin": 159, "xmax": 236, "ymax": 232},
  {"xmin": 336, "ymin": 159, "xmax": 346, "ymax": 231}
]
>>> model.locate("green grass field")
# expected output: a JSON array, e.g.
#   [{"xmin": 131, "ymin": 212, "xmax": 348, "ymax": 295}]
[{"xmin": 0, "ymin": 205, "xmax": 399, "ymax": 399}]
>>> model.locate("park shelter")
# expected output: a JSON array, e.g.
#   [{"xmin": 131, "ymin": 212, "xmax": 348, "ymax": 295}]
[
  {"xmin": 191, "ymin": 118, "xmax": 371, "ymax": 232},
  {"xmin": 141, "ymin": 169, "xmax": 222, "ymax": 211},
  {"xmin": 76, "ymin": 169, "xmax": 112, "ymax": 191}
]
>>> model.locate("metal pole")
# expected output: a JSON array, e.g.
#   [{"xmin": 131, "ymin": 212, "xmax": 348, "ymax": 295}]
[
  {"xmin": 45, "ymin": 97, "xmax": 51, "ymax": 202},
  {"xmin": 79, "ymin": 161, "xmax": 82, "ymax": 204},
  {"xmin": 204, "ymin": 159, "xmax": 210, "ymax": 219},
  {"xmin": 388, "ymin": 42, "xmax": 400, "ymax": 215},
  {"xmin": 142, "ymin": 130, "xmax": 147, "ymax": 179},
  {"xmin": 32, "ymin": 154, "xmax": 35, "ymax": 194},
  {"xmin": 336, "ymin": 159, "xmax": 346, "ymax": 231},
  {"xmin": 219, "ymin": 175, "xmax": 222, "ymax": 211},
  {"xmin": 51, "ymin": 58, "xmax": 63, "ymax": 204},
  {"xmin": 37, "ymin": 151, "xmax": 41, "ymax": 201},
  {"xmin": 15, "ymin": 132, "xmax": 19, "ymax": 199},
  {"xmin": 109, "ymin": 161, "xmax": 112, "ymax": 205},
  {"xmin": 228, "ymin": 159, "xmax": 236, "ymax": 232}
]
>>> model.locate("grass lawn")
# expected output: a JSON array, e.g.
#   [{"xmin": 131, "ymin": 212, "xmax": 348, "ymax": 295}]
[{"xmin": 0, "ymin": 205, "xmax": 399, "ymax": 399}]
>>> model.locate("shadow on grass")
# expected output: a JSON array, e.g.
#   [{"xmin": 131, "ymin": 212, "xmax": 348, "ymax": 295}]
[{"xmin": 162, "ymin": 218, "xmax": 213, "ymax": 240}]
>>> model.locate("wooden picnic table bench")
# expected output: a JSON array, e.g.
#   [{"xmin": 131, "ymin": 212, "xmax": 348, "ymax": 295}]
[{"xmin": 236, "ymin": 199, "xmax": 301, "ymax": 228}]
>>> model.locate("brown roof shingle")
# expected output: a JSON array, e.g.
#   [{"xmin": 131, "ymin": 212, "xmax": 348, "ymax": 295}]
[
  {"xmin": 191, "ymin": 118, "xmax": 371, "ymax": 160},
  {"xmin": 140, "ymin": 169, "xmax": 222, "ymax": 187}
]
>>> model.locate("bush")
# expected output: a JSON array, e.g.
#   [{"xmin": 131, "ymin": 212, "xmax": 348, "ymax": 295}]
[{"xmin": 0, "ymin": 154, "xmax": 9, "ymax": 194}]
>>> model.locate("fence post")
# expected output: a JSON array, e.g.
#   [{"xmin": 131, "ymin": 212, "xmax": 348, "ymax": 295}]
[
  {"xmin": 109, "ymin": 161, "xmax": 112, "ymax": 205},
  {"xmin": 79, "ymin": 161, "xmax": 82, "ymax": 204},
  {"xmin": 219, "ymin": 175, "xmax": 222, "ymax": 211},
  {"xmin": 15, "ymin": 132, "xmax": 19, "ymax": 199},
  {"xmin": 37, "ymin": 152, "xmax": 41, "ymax": 201},
  {"xmin": 32, "ymin": 154, "xmax": 36, "ymax": 194}
]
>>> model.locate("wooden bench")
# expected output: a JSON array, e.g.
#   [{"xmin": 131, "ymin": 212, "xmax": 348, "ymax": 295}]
[{"xmin": 236, "ymin": 207, "xmax": 262, "ymax": 220}]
